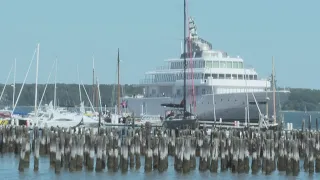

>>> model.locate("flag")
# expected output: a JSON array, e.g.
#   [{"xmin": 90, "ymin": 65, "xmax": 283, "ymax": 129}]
[{"xmin": 121, "ymin": 100, "xmax": 128, "ymax": 108}]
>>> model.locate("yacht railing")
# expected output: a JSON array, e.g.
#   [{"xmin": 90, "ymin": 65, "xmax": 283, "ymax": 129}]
[
  {"xmin": 140, "ymin": 79, "xmax": 155, "ymax": 84},
  {"xmin": 155, "ymin": 66, "xmax": 170, "ymax": 70}
]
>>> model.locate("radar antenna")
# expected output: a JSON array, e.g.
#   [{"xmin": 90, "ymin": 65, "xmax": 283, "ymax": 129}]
[{"xmin": 188, "ymin": 17, "xmax": 198, "ymax": 39}]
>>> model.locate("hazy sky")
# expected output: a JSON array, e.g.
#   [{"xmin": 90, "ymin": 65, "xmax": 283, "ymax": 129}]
[{"xmin": 0, "ymin": 0, "xmax": 319, "ymax": 88}]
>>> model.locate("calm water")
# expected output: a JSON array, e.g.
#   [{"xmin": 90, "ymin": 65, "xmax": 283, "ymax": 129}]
[
  {"xmin": 0, "ymin": 110, "xmax": 319, "ymax": 179},
  {"xmin": 0, "ymin": 155, "xmax": 317, "ymax": 180}
]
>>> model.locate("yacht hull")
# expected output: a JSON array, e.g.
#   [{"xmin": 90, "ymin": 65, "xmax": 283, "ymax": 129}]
[{"xmin": 123, "ymin": 90, "xmax": 290, "ymax": 123}]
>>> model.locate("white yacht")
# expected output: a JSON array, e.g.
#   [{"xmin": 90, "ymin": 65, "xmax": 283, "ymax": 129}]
[{"xmin": 123, "ymin": 17, "xmax": 290, "ymax": 122}]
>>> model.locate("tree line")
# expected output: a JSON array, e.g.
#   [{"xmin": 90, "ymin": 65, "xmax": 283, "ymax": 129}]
[
  {"xmin": 0, "ymin": 84, "xmax": 318, "ymax": 111},
  {"xmin": 281, "ymin": 88, "xmax": 320, "ymax": 111},
  {"xmin": 0, "ymin": 83, "xmax": 143, "ymax": 108}
]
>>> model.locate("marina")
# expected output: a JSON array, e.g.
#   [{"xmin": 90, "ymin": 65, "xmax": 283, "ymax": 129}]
[
  {"xmin": 1, "ymin": 0, "xmax": 320, "ymax": 179},
  {"xmin": 0, "ymin": 114, "xmax": 319, "ymax": 178}
]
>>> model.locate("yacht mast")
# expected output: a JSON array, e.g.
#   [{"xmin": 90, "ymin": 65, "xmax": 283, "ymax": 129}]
[
  {"xmin": 35, "ymin": 43, "xmax": 40, "ymax": 121},
  {"xmin": 117, "ymin": 48, "xmax": 121, "ymax": 115},
  {"xmin": 183, "ymin": 0, "xmax": 187, "ymax": 117}
]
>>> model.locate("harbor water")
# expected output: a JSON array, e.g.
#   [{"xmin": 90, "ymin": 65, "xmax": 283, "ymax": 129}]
[{"xmin": 0, "ymin": 110, "xmax": 318, "ymax": 180}]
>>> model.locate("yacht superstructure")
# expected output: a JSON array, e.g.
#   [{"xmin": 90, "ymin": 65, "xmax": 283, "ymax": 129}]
[{"xmin": 123, "ymin": 17, "xmax": 289, "ymax": 122}]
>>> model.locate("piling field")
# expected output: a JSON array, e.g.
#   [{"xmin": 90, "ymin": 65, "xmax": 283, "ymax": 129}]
[{"xmin": 0, "ymin": 121, "xmax": 320, "ymax": 176}]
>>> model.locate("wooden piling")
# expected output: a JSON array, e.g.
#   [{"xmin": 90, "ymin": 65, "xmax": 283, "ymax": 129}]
[
  {"xmin": 64, "ymin": 133, "xmax": 71, "ymax": 168},
  {"xmin": 210, "ymin": 137, "xmax": 219, "ymax": 173},
  {"xmin": 277, "ymin": 133, "xmax": 285, "ymax": 171},
  {"xmin": 308, "ymin": 138, "xmax": 315, "ymax": 174},
  {"xmin": 174, "ymin": 137, "xmax": 183, "ymax": 172},
  {"xmin": 55, "ymin": 137, "xmax": 62, "ymax": 174},
  {"xmin": 199, "ymin": 136, "xmax": 210, "ymax": 172},
  {"xmin": 120, "ymin": 137, "xmax": 129, "ymax": 173},
  {"xmin": 145, "ymin": 136, "xmax": 153, "ymax": 172},
  {"xmin": 129, "ymin": 136, "xmax": 135, "ymax": 169},
  {"xmin": 190, "ymin": 136, "xmax": 196, "ymax": 170},
  {"xmin": 315, "ymin": 133, "xmax": 320, "ymax": 172},
  {"xmin": 18, "ymin": 137, "xmax": 26, "ymax": 172},
  {"xmin": 101, "ymin": 135, "xmax": 107, "ymax": 170},
  {"xmin": 152, "ymin": 136, "xmax": 159, "ymax": 170},
  {"xmin": 96, "ymin": 136, "xmax": 103, "ymax": 172},
  {"xmin": 292, "ymin": 139, "xmax": 300, "ymax": 176},
  {"xmin": 50, "ymin": 133, "xmax": 56, "ymax": 168},
  {"xmin": 69, "ymin": 135, "xmax": 77, "ymax": 172},
  {"xmin": 168, "ymin": 129, "xmax": 176, "ymax": 156},
  {"xmin": 158, "ymin": 136, "xmax": 168, "ymax": 172},
  {"xmin": 76, "ymin": 135, "xmax": 85, "ymax": 171},
  {"xmin": 286, "ymin": 139, "xmax": 293, "ymax": 175},
  {"xmin": 231, "ymin": 137, "xmax": 239, "ymax": 173},
  {"xmin": 112, "ymin": 133, "xmax": 119, "ymax": 172},
  {"xmin": 183, "ymin": 136, "xmax": 191, "ymax": 173},
  {"xmin": 134, "ymin": 133, "xmax": 141, "ymax": 169}
]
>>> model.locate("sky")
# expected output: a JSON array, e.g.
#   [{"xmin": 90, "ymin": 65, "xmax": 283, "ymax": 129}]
[{"xmin": 0, "ymin": 0, "xmax": 319, "ymax": 89}]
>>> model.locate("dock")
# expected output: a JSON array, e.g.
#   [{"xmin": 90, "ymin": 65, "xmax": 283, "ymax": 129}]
[{"xmin": 0, "ymin": 118, "xmax": 319, "ymax": 176}]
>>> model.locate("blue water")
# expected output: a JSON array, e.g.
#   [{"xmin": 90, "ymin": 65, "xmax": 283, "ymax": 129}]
[
  {"xmin": 0, "ymin": 154, "xmax": 317, "ymax": 180},
  {"xmin": 281, "ymin": 111, "xmax": 319, "ymax": 130}
]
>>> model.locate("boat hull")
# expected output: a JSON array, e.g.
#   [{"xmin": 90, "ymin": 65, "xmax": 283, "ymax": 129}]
[{"xmin": 123, "ymin": 90, "xmax": 290, "ymax": 123}]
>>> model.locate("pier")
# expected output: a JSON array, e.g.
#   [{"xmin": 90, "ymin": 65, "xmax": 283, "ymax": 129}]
[{"xmin": 0, "ymin": 119, "xmax": 319, "ymax": 177}]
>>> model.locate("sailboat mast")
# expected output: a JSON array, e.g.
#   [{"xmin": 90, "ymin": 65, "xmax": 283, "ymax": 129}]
[
  {"xmin": 13, "ymin": 58, "xmax": 16, "ymax": 108},
  {"xmin": 35, "ymin": 43, "xmax": 40, "ymax": 118},
  {"xmin": 117, "ymin": 48, "xmax": 120, "ymax": 115},
  {"xmin": 92, "ymin": 56, "xmax": 95, "ymax": 111},
  {"xmin": 54, "ymin": 58, "xmax": 57, "ymax": 109},
  {"xmin": 183, "ymin": 0, "xmax": 187, "ymax": 117},
  {"xmin": 95, "ymin": 77, "xmax": 99, "ymax": 111},
  {"xmin": 77, "ymin": 64, "xmax": 82, "ymax": 103},
  {"xmin": 272, "ymin": 56, "xmax": 276, "ymax": 124}
]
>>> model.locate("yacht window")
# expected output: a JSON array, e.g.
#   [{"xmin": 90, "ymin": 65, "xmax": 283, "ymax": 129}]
[
  {"xmin": 232, "ymin": 74, "xmax": 237, "ymax": 79},
  {"xmin": 245, "ymin": 75, "xmax": 249, "ymax": 80},
  {"xmin": 198, "ymin": 73, "xmax": 201, "ymax": 79},
  {"xmin": 212, "ymin": 74, "xmax": 218, "ymax": 79},
  {"xmin": 177, "ymin": 89, "xmax": 181, "ymax": 96},
  {"xmin": 249, "ymin": 75, "xmax": 253, "ymax": 80},
  {"xmin": 200, "ymin": 61, "xmax": 205, "ymax": 68},
  {"xmin": 220, "ymin": 61, "xmax": 226, "ymax": 68},
  {"xmin": 226, "ymin": 62, "xmax": 232, "ymax": 68},
  {"xmin": 233, "ymin": 61, "xmax": 239, "ymax": 68},
  {"xmin": 205, "ymin": 73, "xmax": 210, "ymax": 79},
  {"xmin": 218, "ymin": 74, "xmax": 224, "ymax": 79},
  {"xmin": 226, "ymin": 74, "xmax": 231, "ymax": 79},
  {"xmin": 205, "ymin": 61, "xmax": 212, "ymax": 68},
  {"xmin": 213, "ymin": 61, "xmax": 219, "ymax": 68},
  {"xmin": 202, "ymin": 89, "xmax": 206, "ymax": 95},
  {"xmin": 238, "ymin": 74, "xmax": 243, "ymax": 79},
  {"xmin": 188, "ymin": 73, "xmax": 192, "ymax": 79},
  {"xmin": 239, "ymin": 62, "xmax": 244, "ymax": 68},
  {"xmin": 254, "ymin": 75, "xmax": 257, "ymax": 80}
]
